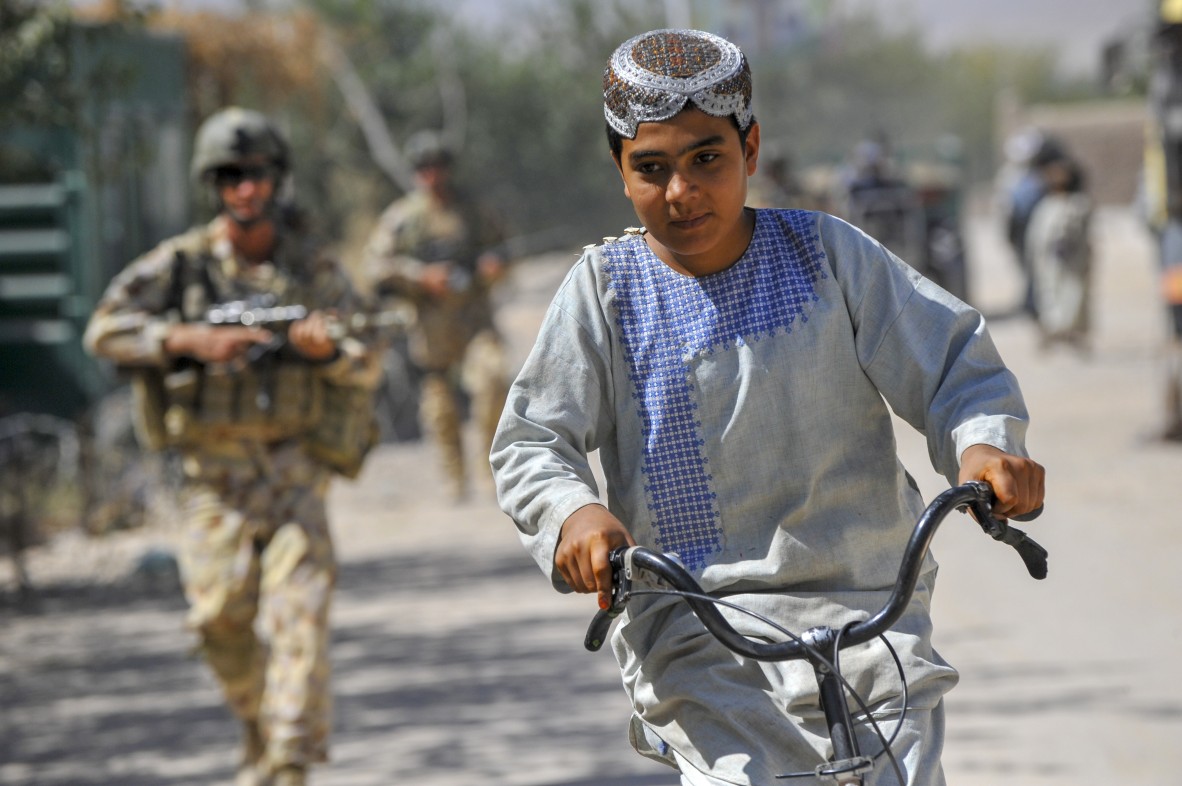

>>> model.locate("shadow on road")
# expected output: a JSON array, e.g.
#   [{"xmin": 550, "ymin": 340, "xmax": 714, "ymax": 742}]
[{"xmin": 0, "ymin": 544, "xmax": 675, "ymax": 786}]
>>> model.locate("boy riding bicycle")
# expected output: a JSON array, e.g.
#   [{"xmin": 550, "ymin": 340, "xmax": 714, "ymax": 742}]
[{"xmin": 490, "ymin": 29, "xmax": 1045, "ymax": 786}]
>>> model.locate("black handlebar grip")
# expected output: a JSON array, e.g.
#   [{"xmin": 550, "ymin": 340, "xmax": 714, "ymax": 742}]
[{"xmin": 585, "ymin": 608, "xmax": 614, "ymax": 652}]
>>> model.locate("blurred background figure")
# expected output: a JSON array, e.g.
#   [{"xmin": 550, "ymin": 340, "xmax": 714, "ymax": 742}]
[
  {"xmin": 1146, "ymin": 0, "xmax": 1182, "ymax": 441},
  {"xmin": 829, "ymin": 133, "xmax": 971, "ymax": 302},
  {"xmin": 1026, "ymin": 154, "xmax": 1093, "ymax": 352},
  {"xmin": 998, "ymin": 126, "xmax": 1068, "ymax": 317},
  {"xmin": 83, "ymin": 107, "xmax": 381, "ymax": 786},
  {"xmin": 839, "ymin": 136, "xmax": 928, "ymax": 275},
  {"xmin": 910, "ymin": 133, "xmax": 972, "ymax": 304},
  {"xmin": 746, "ymin": 142, "xmax": 810, "ymax": 209},
  {"xmin": 840, "ymin": 135, "xmax": 903, "ymax": 200},
  {"xmin": 362, "ymin": 131, "xmax": 512, "ymax": 501}
]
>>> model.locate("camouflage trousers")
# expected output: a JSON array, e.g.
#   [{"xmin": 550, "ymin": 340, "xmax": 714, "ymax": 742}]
[
  {"xmin": 176, "ymin": 442, "xmax": 336, "ymax": 772},
  {"xmin": 419, "ymin": 328, "xmax": 508, "ymax": 497}
]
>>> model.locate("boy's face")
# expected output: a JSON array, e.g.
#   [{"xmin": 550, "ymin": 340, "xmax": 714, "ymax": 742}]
[{"xmin": 615, "ymin": 107, "xmax": 760, "ymax": 277}]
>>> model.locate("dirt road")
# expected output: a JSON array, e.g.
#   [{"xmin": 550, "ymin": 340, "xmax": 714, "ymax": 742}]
[{"xmin": 2, "ymin": 205, "xmax": 1179, "ymax": 785}]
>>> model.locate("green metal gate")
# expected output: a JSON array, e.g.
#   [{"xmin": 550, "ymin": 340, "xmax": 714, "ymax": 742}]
[{"xmin": 0, "ymin": 22, "xmax": 190, "ymax": 419}]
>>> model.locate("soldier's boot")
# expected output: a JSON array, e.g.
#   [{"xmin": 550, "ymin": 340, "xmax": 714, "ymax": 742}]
[
  {"xmin": 272, "ymin": 765, "xmax": 307, "ymax": 786},
  {"xmin": 235, "ymin": 720, "xmax": 266, "ymax": 786}
]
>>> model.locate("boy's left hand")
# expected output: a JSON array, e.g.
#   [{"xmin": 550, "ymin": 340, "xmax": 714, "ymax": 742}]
[{"xmin": 958, "ymin": 444, "xmax": 1045, "ymax": 520}]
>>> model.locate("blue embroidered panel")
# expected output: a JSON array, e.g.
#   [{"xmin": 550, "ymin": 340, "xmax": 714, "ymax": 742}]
[{"xmin": 604, "ymin": 209, "xmax": 827, "ymax": 569}]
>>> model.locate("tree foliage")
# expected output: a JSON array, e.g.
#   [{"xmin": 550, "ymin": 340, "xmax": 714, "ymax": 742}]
[
  {"xmin": 750, "ymin": 11, "xmax": 1099, "ymax": 185},
  {"xmin": 8, "ymin": 1, "xmax": 1111, "ymax": 252},
  {"xmin": 0, "ymin": 0, "xmax": 75, "ymax": 129},
  {"xmin": 295, "ymin": 0, "xmax": 664, "ymax": 256},
  {"xmin": 151, "ymin": 8, "xmax": 328, "ymax": 122}
]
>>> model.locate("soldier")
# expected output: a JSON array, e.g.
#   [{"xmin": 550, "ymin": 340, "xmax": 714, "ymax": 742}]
[
  {"xmin": 362, "ymin": 130, "xmax": 511, "ymax": 500},
  {"xmin": 84, "ymin": 107, "xmax": 382, "ymax": 786}
]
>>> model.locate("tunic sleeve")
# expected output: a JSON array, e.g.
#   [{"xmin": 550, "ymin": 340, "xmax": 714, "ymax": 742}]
[
  {"xmin": 490, "ymin": 251, "xmax": 614, "ymax": 590},
  {"xmin": 817, "ymin": 213, "xmax": 1029, "ymax": 484}
]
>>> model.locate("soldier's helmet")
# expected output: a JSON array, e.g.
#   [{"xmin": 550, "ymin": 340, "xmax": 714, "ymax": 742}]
[
  {"xmin": 404, "ymin": 130, "xmax": 453, "ymax": 170},
  {"xmin": 191, "ymin": 107, "xmax": 290, "ymax": 182}
]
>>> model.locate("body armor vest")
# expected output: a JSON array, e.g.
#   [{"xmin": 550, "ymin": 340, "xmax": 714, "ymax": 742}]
[{"xmin": 131, "ymin": 226, "xmax": 376, "ymax": 477}]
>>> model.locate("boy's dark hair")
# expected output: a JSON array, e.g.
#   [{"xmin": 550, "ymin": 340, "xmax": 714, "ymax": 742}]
[{"xmin": 606, "ymin": 112, "xmax": 757, "ymax": 161}]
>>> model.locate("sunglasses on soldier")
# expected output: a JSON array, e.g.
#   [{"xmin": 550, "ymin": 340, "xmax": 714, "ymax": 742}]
[{"xmin": 212, "ymin": 164, "xmax": 276, "ymax": 188}]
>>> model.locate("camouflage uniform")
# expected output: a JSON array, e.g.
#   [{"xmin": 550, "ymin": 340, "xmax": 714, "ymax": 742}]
[
  {"xmin": 363, "ymin": 184, "xmax": 509, "ymax": 497},
  {"xmin": 84, "ymin": 212, "xmax": 380, "ymax": 777}
]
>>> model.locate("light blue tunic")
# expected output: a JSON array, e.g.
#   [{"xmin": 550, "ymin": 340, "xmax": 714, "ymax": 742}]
[{"xmin": 491, "ymin": 209, "xmax": 1029, "ymax": 784}]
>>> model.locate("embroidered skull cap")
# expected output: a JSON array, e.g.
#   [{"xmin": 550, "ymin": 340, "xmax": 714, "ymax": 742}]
[{"xmin": 604, "ymin": 29, "xmax": 753, "ymax": 140}]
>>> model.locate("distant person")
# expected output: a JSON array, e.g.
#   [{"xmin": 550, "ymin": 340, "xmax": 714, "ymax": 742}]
[
  {"xmin": 1026, "ymin": 156, "xmax": 1093, "ymax": 352},
  {"xmin": 1146, "ymin": 2, "xmax": 1182, "ymax": 441},
  {"xmin": 746, "ymin": 143, "xmax": 808, "ymax": 209},
  {"xmin": 362, "ymin": 131, "xmax": 511, "ymax": 500},
  {"xmin": 84, "ymin": 107, "xmax": 381, "ymax": 786},
  {"xmin": 998, "ymin": 127, "xmax": 1067, "ymax": 317},
  {"xmin": 842, "ymin": 137, "xmax": 903, "ymax": 194},
  {"xmin": 839, "ymin": 137, "xmax": 926, "ymax": 266},
  {"xmin": 491, "ymin": 28, "xmax": 1044, "ymax": 786}
]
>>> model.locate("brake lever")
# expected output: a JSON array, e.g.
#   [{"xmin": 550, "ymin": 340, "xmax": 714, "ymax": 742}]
[
  {"xmin": 584, "ymin": 547, "xmax": 634, "ymax": 652},
  {"xmin": 961, "ymin": 483, "xmax": 1049, "ymax": 581}
]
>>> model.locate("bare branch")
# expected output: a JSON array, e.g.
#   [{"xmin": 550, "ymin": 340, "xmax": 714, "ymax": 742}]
[{"xmin": 318, "ymin": 31, "xmax": 416, "ymax": 193}]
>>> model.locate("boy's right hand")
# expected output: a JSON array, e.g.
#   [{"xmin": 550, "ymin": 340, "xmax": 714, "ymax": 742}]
[{"xmin": 556, "ymin": 504, "xmax": 636, "ymax": 611}]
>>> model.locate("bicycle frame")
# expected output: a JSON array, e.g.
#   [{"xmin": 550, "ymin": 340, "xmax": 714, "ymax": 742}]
[{"xmin": 584, "ymin": 480, "xmax": 1047, "ymax": 785}]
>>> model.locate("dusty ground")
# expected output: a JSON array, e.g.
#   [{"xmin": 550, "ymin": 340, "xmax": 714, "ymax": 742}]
[{"xmin": 2, "ymin": 204, "xmax": 1180, "ymax": 785}]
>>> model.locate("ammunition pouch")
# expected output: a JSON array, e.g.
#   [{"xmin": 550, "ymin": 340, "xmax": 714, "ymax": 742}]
[
  {"xmin": 302, "ymin": 381, "xmax": 379, "ymax": 479},
  {"xmin": 125, "ymin": 223, "xmax": 379, "ymax": 476},
  {"xmin": 129, "ymin": 361, "xmax": 323, "ymax": 448},
  {"xmin": 129, "ymin": 361, "xmax": 376, "ymax": 478}
]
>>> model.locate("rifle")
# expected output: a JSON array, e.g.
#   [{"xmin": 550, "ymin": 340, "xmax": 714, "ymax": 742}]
[
  {"xmin": 205, "ymin": 295, "xmax": 410, "ymax": 340},
  {"xmin": 201, "ymin": 294, "xmax": 410, "ymax": 411},
  {"xmin": 204, "ymin": 294, "xmax": 411, "ymax": 361},
  {"xmin": 202, "ymin": 295, "xmax": 308, "ymax": 383},
  {"xmin": 206, "ymin": 296, "xmax": 308, "ymax": 328}
]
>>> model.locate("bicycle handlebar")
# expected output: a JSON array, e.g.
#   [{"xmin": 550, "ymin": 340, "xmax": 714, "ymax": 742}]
[{"xmin": 584, "ymin": 481, "xmax": 1046, "ymax": 660}]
